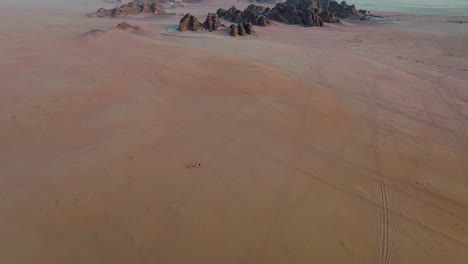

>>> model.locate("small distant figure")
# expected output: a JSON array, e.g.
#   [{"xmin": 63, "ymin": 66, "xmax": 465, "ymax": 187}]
[{"xmin": 186, "ymin": 162, "xmax": 201, "ymax": 168}]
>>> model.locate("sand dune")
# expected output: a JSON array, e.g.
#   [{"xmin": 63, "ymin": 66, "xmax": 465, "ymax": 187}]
[{"xmin": 0, "ymin": 0, "xmax": 467, "ymax": 263}]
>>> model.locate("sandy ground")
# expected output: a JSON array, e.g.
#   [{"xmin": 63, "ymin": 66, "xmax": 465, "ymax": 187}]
[{"xmin": 0, "ymin": 0, "xmax": 467, "ymax": 263}]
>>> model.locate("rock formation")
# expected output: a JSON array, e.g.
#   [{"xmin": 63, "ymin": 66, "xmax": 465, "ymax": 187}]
[
  {"xmin": 229, "ymin": 23, "xmax": 255, "ymax": 37},
  {"xmin": 90, "ymin": 7, "xmax": 111, "ymax": 17},
  {"xmin": 319, "ymin": 10, "xmax": 340, "ymax": 23},
  {"xmin": 175, "ymin": 0, "xmax": 365, "ymax": 33},
  {"xmin": 88, "ymin": 1, "xmax": 166, "ymax": 17},
  {"xmin": 216, "ymin": 5, "xmax": 270, "ymax": 26},
  {"xmin": 318, "ymin": 0, "xmax": 363, "ymax": 18},
  {"xmin": 81, "ymin": 21, "xmax": 143, "ymax": 39},
  {"xmin": 178, "ymin": 13, "xmax": 225, "ymax": 32},
  {"xmin": 285, "ymin": 0, "xmax": 319, "ymax": 10},
  {"xmin": 267, "ymin": 0, "xmax": 324, "ymax": 26},
  {"xmin": 116, "ymin": 21, "xmax": 141, "ymax": 31},
  {"xmin": 178, "ymin": 13, "xmax": 203, "ymax": 31},
  {"xmin": 238, "ymin": 23, "xmax": 247, "ymax": 36},
  {"xmin": 243, "ymin": 23, "xmax": 255, "ymax": 35},
  {"xmin": 203, "ymin": 13, "xmax": 223, "ymax": 32},
  {"xmin": 327, "ymin": 0, "xmax": 360, "ymax": 18},
  {"xmin": 229, "ymin": 24, "xmax": 239, "ymax": 36},
  {"xmin": 81, "ymin": 29, "xmax": 107, "ymax": 39},
  {"xmin": 265, "ymin": 0, "xmax": 363, "ymax": 26},
  {"xmin": 116, "ymin": 21, "xmax": 132, "ymax": 30}
]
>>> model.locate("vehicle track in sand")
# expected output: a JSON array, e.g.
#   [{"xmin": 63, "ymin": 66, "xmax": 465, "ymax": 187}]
[
  {"xmin": 170, "ymin": 100, "xmax": 468, "ymax": 252},
  {"xmin": 122, "ymin": 65, "xmax": 468, "ymax": 262},
  {"xmin": 385, "ymin": 88, "xmax": 435, "ymax": 264},
  {"xmin": 372, "ymin": 128, "xmax": 390, "ymax": 264},
  {"xmin": 137, "ymin": 201, "xmax": 182, "ymax": 263},
  {"xmin": 432, "ymin": 232, "xmax": 456, "ymax": 264},
  {"xmin": 164, "ymin": 85, "xmax": 308, "ymax": 264},
  {"xmin": 367, "ymin": 79, "xmax": 391, "ymax": 264},
  {"xmin": 254, "ymin": 53, "xmax": 320, "ymax": 264},
  {"xmin": 438, "ymin": 80, "xmax": 468, "ymax": 153},
  {"xmin": 312, "ymin": 48, "xmax": 467, "ymax": 263},
  {"xmin": 385, "ymin": 140, "xmax": 432, "ymax": 264},
  {"xmin": 299, "ymin": 50, "xmax": 432, "ymax": 264},
  {"xmin": 257, "ymin": 90, "xmax": 311, "ymax": 264}
]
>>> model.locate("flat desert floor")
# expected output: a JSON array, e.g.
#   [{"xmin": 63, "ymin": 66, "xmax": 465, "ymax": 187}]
[{"xmin": 0, "ymin": 0, "xmax": 467, "ymax": 263}]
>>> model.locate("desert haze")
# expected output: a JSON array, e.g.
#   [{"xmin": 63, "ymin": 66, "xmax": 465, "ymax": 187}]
[{"xmin": 0, "ymin": 0, "xmax": 467, "ymax": 263}]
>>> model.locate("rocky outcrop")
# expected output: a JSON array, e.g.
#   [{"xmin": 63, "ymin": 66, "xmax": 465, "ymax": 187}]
[
  {"xmin": 178, "ymin": 13, "xmax": 203, "ymax": 31},
  {"xmin": 319, "ymin": 11, "xmax": 339, "ymax": 23},
  {"xmin": 284, "ymin": 0, "xmax": 319, "ymax": 10},
  {"xmin": 268, "ymin": 0, "xmax": 324, "ymax": 26},
  {"xmin": 81, "ymin": 21, "xmax": 143, "ymax": 39},
  {"xmin": 116, "ymin": 21, "xmax": 141, "ymax": 31},
  {"xmin": 316, "ymin": 0, "xmax": 362, "ymax": 18},
  {"xmin": 88, "ymin": 1, "xmax": 166, "ymax": 17},
  {"xmin": 266, "ymin": 0, "xmax": 363, "ymax": 26},
  {"xmin": 117, "ymin": 21, "xmax": 132, "ymax": 30},
  {"xmin": 229, "ymin": 23, "xmax": 255, "ymax": 37},
  {"xmin": 178, "ymin": 13, "xmax": 226, "ymax": 32},
  {"xmin": 327, "ymin": 0, "xmax": 360, "ymax": 18},
  {"xmin": 81, "ymin": 29, "xmax": 107, "ymax": 39},
  {"xmin": 89, "ymin": 7, "xmax": 111, "ymax": 17},
  {"xmin": 238, "ymin": 23, "xmax": 247, "ymax": 36},
  {"xmin": 243, "ymin": 23, "xmax": 255, "ymax": 35},
  {"xmin": 203, "ymin": 13, "xmax": 223, "ymax": 32},
  {"xmin": 245, "ymin": 4, "xmax": 269, "ymax": 14},
  {"xmin": 176, "ymin": 0, "xmax": 364, "ymax": 34},
  {"xmin": 217, "ymin": 5, "xmax": 270, "ymax": 26},
  {"xmin": 229, "ymin": 24, "xmax": 239, "ymax": 36},
  {"xmin": 218, "ymin": 6, "xmax": 242, "ymax": 22}
]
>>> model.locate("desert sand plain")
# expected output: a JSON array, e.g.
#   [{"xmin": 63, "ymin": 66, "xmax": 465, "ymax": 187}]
[{"xmin": 0, "ymin": 0, "xmax": 467, "ymax": 263}]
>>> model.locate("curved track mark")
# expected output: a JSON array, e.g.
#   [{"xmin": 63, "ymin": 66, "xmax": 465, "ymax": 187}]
[
  {"xmin": 385, "ymin": 139, "xmax": 432, "ymax": 264},
  {"xmin": 385, "ymin": 88, "xmax": 436, "ymax": 264},
  {"xmin": 368, "ymin": 80, "xmax": 391, "ymax": 264},
  {"xmin": 257, "ymin": 91, "xmax": 310, "ymax": 264},
  {"xmin": 372, "ymin": 129, "xmax": 390, "ymax": 264}
]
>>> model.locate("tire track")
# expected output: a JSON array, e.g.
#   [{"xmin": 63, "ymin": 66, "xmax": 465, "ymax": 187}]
[
  {"xmin": 267, "ymin": 140, "xmax": 350, "ymax": 264},
  {"xmin": 400, "ymin": 227, "xmax": 448, "ymax": 264},
  {"xmin": 257, "ymin": 137, "xmax": 304, "ymax": 264},
  {"xmin": 385, "ymin": 139, "xmax": 432, "ymax": 264},
  {"xmin": 257, "ymin": 85, "xmax": 311, "ymax": 264},
  {"xmin": 147, "ymin": 78, "xmax": 468, "ymax": 260},
  {"xmin": 372, "ymin": 128, "xmax": 390, "ymax": 264},
  {"xmin": 429, "ymin": 232, "xmax": 455, "ymax": 264},
  {"xmin": 210, "ymin": 95, "xmax": 349, "ymax": 264},
  {"xmin": 368, "ymin": 80, "xmax": 391, "ymax": 264},
  {"xmin": 137, "ymin": 201, "xmax": 182, "ymax": 263},
  {"xmin": 432, "ymin": 77, "xmax": 468, "ymax": 155},
  {"xmin": 385, "ymin": 89, "xmax": 435, "ymax": 264},
  {"xmin": 212, "ymin": 156, "xmax": 301, "ymax": 264},
  {"xmin": 446, "ymin": 85, "xmax": 468, "ymax": 150},
  {"xmin": 277, "ymin": 237, "xmax": 299, "ymax": 264},
  {"xmin": 178, "ymin": 81, "xmax": 468, "ymax": 250},
  {"xmin": 177, "ymin": 106, "xmax": 468, "ymax": 251},
  {"xmin": 290, "ymin": 157, "xmax": 468, "ymax": 250}
]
